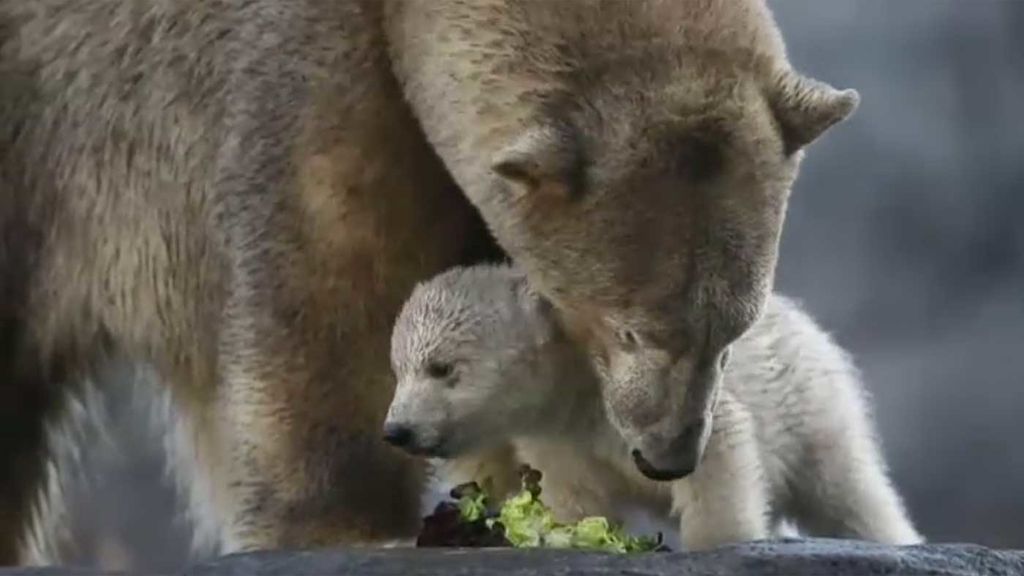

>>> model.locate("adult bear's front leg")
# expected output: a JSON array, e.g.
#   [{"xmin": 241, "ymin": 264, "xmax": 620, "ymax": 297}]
[
  {"xmin": 197, "ymin": 27, "xmax": 499, "ymax": 550},
  {"xmin": 204, "ymin": 263, "xmax": 424, "ymax": 549}
]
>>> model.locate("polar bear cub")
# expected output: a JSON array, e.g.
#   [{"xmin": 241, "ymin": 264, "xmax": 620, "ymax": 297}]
[{"xmin": 384, "ymin": 264, "xmax": 922, "ymax": 550}]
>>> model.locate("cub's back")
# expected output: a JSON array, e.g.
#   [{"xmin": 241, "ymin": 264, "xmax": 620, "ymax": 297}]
[{"xmin": 725, "ymin": 296, "xmax": 872, "ymax": 475}]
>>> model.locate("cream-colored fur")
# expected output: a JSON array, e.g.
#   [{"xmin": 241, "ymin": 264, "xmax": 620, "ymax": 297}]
[{"xmin": 387, "ymin": 265, "xmax": 922, "ymax": 550}]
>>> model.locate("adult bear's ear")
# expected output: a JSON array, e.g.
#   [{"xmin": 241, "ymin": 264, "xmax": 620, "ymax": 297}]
[
  {"xmin": 766, "ymin": 69, "xmax": 860, "ymax": 155},
  {"xmin": 491, "ymin": 124, "xmax": 583, "ymax": 198}
]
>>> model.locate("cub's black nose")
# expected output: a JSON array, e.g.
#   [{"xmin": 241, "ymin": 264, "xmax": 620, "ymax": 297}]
[{"xmin": 382, "ymin": 423, "xmax": 414, "ymax": 448}]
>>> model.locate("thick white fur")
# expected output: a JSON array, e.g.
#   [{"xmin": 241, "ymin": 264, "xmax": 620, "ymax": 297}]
[{"xmin": 387, "ymin": 265, "xmax": 922, "ymax": 551}]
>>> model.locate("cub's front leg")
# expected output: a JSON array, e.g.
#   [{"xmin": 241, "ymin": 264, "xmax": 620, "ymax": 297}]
[{"xmin": 671, "ymin": 393, "xmax": 771, "ymax": 551}]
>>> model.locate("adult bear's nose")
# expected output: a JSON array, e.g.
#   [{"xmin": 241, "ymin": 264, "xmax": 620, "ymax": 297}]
[{"xmin": 382, "ymin": 423, "xmax": 414, "ymax": 448}]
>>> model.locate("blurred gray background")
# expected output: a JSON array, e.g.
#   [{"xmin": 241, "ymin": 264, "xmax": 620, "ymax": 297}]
[{"xmin": 59, "ymin": 1, "xmax": 1024, "ymax": 571}]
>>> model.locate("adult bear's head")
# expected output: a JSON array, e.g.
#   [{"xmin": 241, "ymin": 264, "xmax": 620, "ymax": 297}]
[{"xmin": 384, "ymin": 0, "xmax": 858, "ymax": 480}]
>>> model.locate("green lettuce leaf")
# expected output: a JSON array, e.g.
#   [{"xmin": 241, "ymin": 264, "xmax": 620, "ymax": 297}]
[{"xmin": 453, "ymin": 464, "xmax": 665, "ymax": 553}]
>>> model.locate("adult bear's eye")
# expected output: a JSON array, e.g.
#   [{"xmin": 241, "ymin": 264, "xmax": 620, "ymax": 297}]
[
  {"xmin": 674, "ymin": 123, "xmax": 728, "ymax": 184},
  {"xmin": 679, "ymin": 138, "xmax": 724, "ymax": 183},
  {"xmin": 425, "ymin": 361, "xmax": 454, "ymax": 380}
]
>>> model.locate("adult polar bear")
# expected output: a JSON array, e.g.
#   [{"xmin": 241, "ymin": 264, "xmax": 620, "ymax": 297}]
[{"xmin": 0, "ymin": 0, "xmax": 856, "ymax": 564}]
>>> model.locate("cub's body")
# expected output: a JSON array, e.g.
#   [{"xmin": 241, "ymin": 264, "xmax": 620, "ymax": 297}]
[{"xmin": 387, "ymin": 266, "xmax": 922, "ymax": 550}]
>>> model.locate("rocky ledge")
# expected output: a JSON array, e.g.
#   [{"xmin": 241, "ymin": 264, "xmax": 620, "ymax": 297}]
[{"xmin": 4, "ymin": 538, "xmax": 1023, "ymax": 576}]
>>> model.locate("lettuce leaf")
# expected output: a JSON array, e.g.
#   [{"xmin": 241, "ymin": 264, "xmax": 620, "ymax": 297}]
[{"xmin": 446, "ymin": 465, "xmax": 664, "ymax": 553}]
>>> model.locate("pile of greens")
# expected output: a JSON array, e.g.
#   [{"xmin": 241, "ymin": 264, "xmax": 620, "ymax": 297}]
[{"xmin": 416, "ymin": 465, "xmax": 667, "ymax": 553}]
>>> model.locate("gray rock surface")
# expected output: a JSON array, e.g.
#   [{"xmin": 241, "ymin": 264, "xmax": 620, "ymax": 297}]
[{"xmin": 3, "ymin": 539, "xmax": 1022, "ymax": 576}]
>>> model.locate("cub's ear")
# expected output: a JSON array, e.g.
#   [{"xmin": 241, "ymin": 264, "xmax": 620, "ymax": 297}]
[
  {"xmin": 766, "ymin": 70, "xmax": 860, "ymax": 155},
  {"xmin": 510, "ymin": 270, "xmax": 557, "ymax": 322},
  {"xmin": 491, "ymin": 125, "xmax": 583, "ymax": 197}
]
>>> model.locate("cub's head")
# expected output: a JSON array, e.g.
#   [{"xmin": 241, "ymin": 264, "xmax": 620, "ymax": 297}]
[
  {"xmin": 384, "ymin": 265, "xmax": 557, "ymax": 459},
  {"xmin": 387, "ymin": 0, "xmax": 859, "ymax": 479}
]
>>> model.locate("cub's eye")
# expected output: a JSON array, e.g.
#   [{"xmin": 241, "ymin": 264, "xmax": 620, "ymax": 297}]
[
  {"xmin": 425, "ymin": 361, "xmax": 454, "ymax": 380},
  {"xmin": 616, "ymin": 329, "xmax": 640, "ymax": 351}
]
